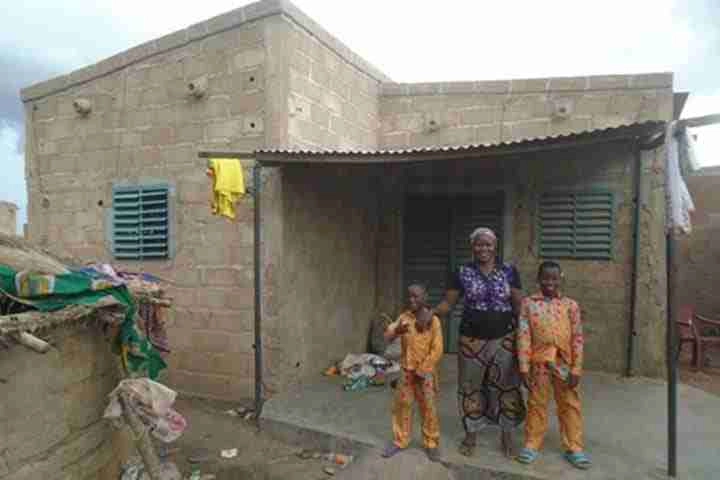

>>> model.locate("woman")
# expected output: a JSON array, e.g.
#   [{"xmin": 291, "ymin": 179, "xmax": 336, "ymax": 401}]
[{"xmin": 434, "ymin": 227, "xmax": 526, "ymax": 458}]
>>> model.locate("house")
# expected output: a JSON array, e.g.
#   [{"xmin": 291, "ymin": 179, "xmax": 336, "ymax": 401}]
[
  {"xmin": 679, "ymin": 166, "xmax": 720, "ymax": 318},
  {"xmin": 0, "ymin": 201, "xmax": 18, "ymax": 236},
  {"xmin": 21, "ymin": 0, "xmax": 677, "ymax": 400}
]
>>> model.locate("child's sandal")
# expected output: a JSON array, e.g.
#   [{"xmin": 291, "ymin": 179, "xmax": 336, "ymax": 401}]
[
  {"xmin": 381, "ymin": 443, "xmax": 404, "ymax": 458},
  {"xmin": 564, "ymin": 451, "xmax": 592, "ymax": 470},
  {"xmin": 516, "ymin": 448, "xmax": 540, "ymax": 464}
]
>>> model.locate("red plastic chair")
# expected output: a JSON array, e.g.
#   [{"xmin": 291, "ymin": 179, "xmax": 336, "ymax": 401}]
[{"xmin": 678, "ymin": 305, "xmax": 720, "ymax": 371}]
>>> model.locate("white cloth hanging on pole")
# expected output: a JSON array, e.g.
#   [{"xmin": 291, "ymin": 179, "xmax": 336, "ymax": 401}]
[{"xmin": 665, "ymin": 122, "xmax": 696, "ymax": 234}]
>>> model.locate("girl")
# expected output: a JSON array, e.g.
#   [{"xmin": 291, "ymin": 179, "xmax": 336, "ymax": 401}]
[
  {"xmin": 382, "ymin": 284, "xmax": 444, "ymax": 462},
  {"xmin": 516, "ymin": 261, "xmax": 591, "ymax": 470}
]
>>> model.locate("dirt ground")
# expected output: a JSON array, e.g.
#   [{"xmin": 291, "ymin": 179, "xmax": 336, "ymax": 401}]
[
  {"xmin": 159, "ymin": 395, "xmax": 456, "ymax": 480},
  {"xmin": 148, "ymin": 345, "xmax": 720, "ymax": 479},
  {"xmin": 163, "ymin": 396, "xmax": 355, "ymax": 480},
  {"xmin": 679, "ymin": 344, "xmax": 720, "ymax": 397}
]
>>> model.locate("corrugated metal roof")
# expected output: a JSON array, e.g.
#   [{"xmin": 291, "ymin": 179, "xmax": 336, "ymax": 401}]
[{"xmin": 255, "ymin": 121, "xmax": 664, "ymax": 162}]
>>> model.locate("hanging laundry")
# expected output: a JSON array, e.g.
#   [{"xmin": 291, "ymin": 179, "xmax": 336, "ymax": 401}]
[
  {"xmin": 139, "ymin": 301, "xmax": 170, "ymax": 355},
  {"xmin": 207, "ymin": 158, "xmax": 246, "ymax": 219},
  {"xmin": 665, "ymin": 122, "xmax": 696, "ymax": 234}
]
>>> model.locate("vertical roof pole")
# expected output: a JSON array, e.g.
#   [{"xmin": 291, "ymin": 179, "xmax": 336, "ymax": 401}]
[{"xmin": 253, "ymin": 163, "xmax": 264, "ymax": 426}]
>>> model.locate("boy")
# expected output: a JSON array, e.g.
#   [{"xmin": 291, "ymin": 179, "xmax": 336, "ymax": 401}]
[
  {"xmin": 516, "ymin": 261, "xmax": 591, "ymax": 470},
  {"xmin": 382, "ymin": 284, "xmax": 444, "ymax": 462}
]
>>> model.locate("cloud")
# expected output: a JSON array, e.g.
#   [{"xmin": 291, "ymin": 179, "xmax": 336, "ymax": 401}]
[
  {"xmin": 0, "ymin": 122, "xmax": 25, "ymax": 233},
  {"xmin": 685, "ymin": 91, "xmax": 720, "ymax": 167}
]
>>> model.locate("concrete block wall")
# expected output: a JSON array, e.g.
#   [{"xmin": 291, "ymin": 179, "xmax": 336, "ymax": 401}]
[
  {"xmin": 375, "ymin": 141, "xmax": 667, "ymax": 377},
  {"xmin": 265, "ymin": 165, "xmax": 379, "ymax": 391},
  {"xmin": 678, "ymin": 166, "xmax": 720, "ymax": 319},
  {"xmin": 0, "ymin": 202, "xmax": 18, "ymax": 236},
  {"xmin": 253, "ymin": 13, "xmax": 388, "ymax": 390},
  {"xmin": 285, "ymin": 19, "xmax": 381, "ymax": 150},
  {"xmin": 379, "ymin": 74, "xmax": 674, "ymax": 148},
  {"xmin": 519, "ymin": 150, "xmax": 624, "ymax": 374},
  {"xmin": 22, "ymin": 13, "xmax": 271, "ymax": 400},
  {"xmin": 0, "ymin": 326, "xmax": 131, "ymax": 480},
  {"xmin": 20, "ymin": 1, "xmax": 392, "ymax": 399}
]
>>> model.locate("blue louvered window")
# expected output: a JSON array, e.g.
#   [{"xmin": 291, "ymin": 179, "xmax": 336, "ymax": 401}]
[
  {"xmin": 112, "ymin": 185, "xmax": 170, "ymax": 260},
  {"xmin": 538, "ymin": 191, "xmax": 614, "ymax": 260}
]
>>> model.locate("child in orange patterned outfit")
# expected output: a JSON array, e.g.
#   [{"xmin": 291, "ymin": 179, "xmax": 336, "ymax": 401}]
[
  {"xmin": 382, "ymin": 284, "xmax": 444, "ymax": 462},
  {"xmin": 516, "ymin": 261, "xmax": 591, "ymax": 470}
]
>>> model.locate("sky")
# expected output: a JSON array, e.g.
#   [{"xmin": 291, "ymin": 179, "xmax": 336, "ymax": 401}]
[{"xmin": 1, "ymin": 0, "xmax": 718, "ymax": 233}]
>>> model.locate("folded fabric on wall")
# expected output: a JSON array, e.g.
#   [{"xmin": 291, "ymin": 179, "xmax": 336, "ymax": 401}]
[{"xmin": 0, "ymin": 265, "xmax": 167, "ymax": 379}]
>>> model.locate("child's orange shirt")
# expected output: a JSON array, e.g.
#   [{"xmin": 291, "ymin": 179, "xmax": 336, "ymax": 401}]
[
  {"xmin": 386, "ymin": 311, "xmax": 444, "ymax": 375},
  {"xmin": 517, "ymin": 293, "xmax": 584, "ymax": 379}
]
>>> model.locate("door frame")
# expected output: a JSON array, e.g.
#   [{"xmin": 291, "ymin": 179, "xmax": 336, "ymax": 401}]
[{"xmin": 398, "ymin": 184, "xmax": 515, "ymax": 353}]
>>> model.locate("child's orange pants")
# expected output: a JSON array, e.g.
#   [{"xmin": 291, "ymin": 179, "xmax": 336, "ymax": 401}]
[
  {"xmin": 392, "ymin": 369, "xmax": 440, "ymax": 449},
  {"xmin": 525, "ymin": 365, "xmax": 584, "ymax": 452}
]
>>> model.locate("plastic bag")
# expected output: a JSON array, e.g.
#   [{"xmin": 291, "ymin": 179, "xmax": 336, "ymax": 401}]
[
  {"xmin": 344, "ymin": 375, "xmax": 370, "ymax": 392},
  {"xmin": 104, "ymin": 378, "xmax": 187, "ymax": 443},
  {"xmin": 120, "ymin": 457, "xmax": 181, "ymax": 480}
]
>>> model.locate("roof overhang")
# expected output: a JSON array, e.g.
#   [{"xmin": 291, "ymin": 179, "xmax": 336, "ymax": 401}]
[
  {"xmin": 249, "ymin": 121, "xmax": 665, "ymax": 166},
  {"xmin": 673, "ymin": 92, "xmax": 689, "ymax": 120}
]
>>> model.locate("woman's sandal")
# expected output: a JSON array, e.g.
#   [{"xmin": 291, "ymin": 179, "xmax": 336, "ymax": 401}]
[
  {"xmin": 458, "ymin": 440, "xmax": 476, "ymax": 457},
  {"xmin": 564, "ymin": 451, "xmax": 592, "ymax": 470},
  {"xmin": 516, "ymin": 448, "xmax": 540, "ymax": 464}
]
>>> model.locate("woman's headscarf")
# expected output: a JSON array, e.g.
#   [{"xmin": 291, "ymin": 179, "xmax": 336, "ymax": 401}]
[{"xmin": 469, "ymin": 227, "xmax": 497, "ymax": 244}]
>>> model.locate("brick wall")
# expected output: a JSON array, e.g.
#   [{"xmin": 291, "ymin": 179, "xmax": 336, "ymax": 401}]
[
  {"xmin": 379, "ymin": 74, "xmax": 673, "ymax": 148},
  {"xmin": 678, "ymin": 167, "xmax": 720, "ymax": 317},
  {"xmin": 0, "ymin": 202, "xmax": 17, "ymax": 236},
  {"xmin": 0, "ymin": 326, "xmax": 131, "ymax": 479}
]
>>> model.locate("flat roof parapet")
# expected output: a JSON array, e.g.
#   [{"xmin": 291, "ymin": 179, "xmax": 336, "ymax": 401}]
[
  {"xmin": 21, "ymin": 0, "xmax": 391, "ymax": 102},
  {"xmin": 380, "ymin": 73, "xmax": 673, "ymax": 96}
]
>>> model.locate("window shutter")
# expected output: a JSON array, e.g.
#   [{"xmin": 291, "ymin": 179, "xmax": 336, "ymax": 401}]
[
  {"xmin": 112, "ymin": 185, "xmax": 170, "ymax": 260},
  {"xmin": 539, "ymin": 191, "xmax": 614, "ymax": 260}
]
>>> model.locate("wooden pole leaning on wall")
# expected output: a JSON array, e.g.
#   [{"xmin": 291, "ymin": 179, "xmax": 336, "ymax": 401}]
[{"xmin": 119, "ymin": 391, "xmax": 163, "ymax": 480}]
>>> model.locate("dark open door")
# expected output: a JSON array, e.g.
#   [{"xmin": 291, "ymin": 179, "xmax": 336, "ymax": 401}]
[{"xmin": 403, "ymin": 193, "xmax": 505, "ymax": 353}]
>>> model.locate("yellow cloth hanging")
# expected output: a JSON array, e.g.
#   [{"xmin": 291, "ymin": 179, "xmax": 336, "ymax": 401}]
[{"xmin": 207, "ymin": 158, "xmax": 245, "ymax": 219}]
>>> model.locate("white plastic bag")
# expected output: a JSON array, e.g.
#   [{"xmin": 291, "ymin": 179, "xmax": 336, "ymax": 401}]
[
  {"xmin": 105, "ymin": 378, "xmax": 187, "ymax": 443},
  {"xmin": 120, "ymin": 457, "xmax": 181, "ymax": 480}
]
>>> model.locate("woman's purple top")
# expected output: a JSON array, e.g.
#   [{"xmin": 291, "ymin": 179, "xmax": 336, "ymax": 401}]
[{"xmin": 449, "ymin": 262, "xmax": 522, "ymax": 339}]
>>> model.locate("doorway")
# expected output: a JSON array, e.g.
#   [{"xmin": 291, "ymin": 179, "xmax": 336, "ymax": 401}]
[{"xmin": 402, "ymin": 193, "xmax": 505, "ymax": 353}]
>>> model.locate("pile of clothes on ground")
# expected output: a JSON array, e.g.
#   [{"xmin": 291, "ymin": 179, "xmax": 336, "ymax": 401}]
[
  {"xmin": 324, "ymin": 312, "xmax": 404, "ymax": 391},
  {"xmin": 326, "ymin": 353, "xmax": 402, "ymax": 392}
]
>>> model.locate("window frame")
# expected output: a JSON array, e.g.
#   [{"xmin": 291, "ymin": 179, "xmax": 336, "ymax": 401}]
[
  {"xmin": 536, "ymin": 189, "xmax": 616, "ymax": 261},
  {"xmin": 109, "ymin": 183, "xmax": 175, "ymax": 261}
]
